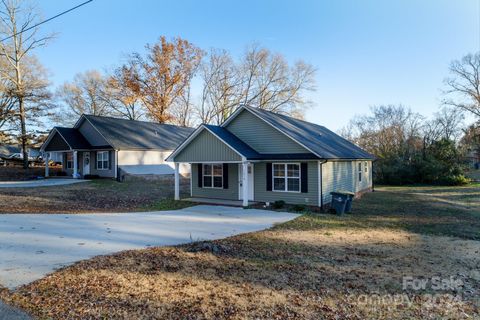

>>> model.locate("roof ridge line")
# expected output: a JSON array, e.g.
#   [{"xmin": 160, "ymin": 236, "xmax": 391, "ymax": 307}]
[{"xmin": 84, "ymin": 114, "xmax": 194, "ymax": 129}]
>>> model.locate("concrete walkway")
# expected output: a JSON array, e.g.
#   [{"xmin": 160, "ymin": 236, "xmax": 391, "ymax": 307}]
[
  {"xmin": 0, "ymin": 205, "xmax": 297, "ymax": 289},
  {"xmin": 0, "ymin": 301, "xmax": 31, "ymax": 320},
  {"xmin": 0, "ymin": 179, "xmax": 88, "ymax": 188}
]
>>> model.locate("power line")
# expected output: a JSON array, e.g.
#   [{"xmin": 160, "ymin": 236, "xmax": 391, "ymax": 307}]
[{"xmin": 0, "ymin": 0, "xmax": 94, "ymax": 42}]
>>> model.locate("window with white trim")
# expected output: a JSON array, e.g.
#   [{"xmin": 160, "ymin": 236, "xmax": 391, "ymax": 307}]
[
  {"xmin": 273, "ymin": 163, "xmax": 300, "ymax": 192},
  {"xmin": 364, "ymin": 161, "xmax": 368, "ymax": 173},
  {"xmin": 66, "ymin": 152, "xmax": 73, "ymax": 169},
  {"xmin": 358, "ymin": 162, "xmax": 362, "ymax": 182},
  {"xmin": 203, "ymin": 164, "xmax": 223, "ymax": 188},
  {"xmin": 97, "ymin": 151, "xmax": 109, "ymax": 170}
]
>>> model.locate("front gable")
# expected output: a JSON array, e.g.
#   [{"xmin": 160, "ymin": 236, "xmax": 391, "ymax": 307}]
[
  {"xmin": 76, "ymin": 118, "xmax": 111, "ymax": 147},
  {"xmin": 44, "ymin": 131, "xmax": 70, "ymax": 151},
  {"xmin": 225, "ymin": 109, "xmax": 309, "ymax": 154},
  {"xmin": 175, "ymin": 129, "xmax": 242, "ymax": 162}
]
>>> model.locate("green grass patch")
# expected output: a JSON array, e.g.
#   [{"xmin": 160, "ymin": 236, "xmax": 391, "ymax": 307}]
[{"xmin": 276, "ymin": 183, "xmax": 480, "ymax": 240}]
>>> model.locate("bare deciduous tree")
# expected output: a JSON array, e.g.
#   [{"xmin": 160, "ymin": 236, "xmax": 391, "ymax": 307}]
[
  {"xmin": 344, "ymin": 105, "xmax": 424, "ymax": 160},
  {"xmin": 444, "ymin": 52, "xmax": 480, "ymax": 118},
  {"xmin": 197, "ymin": 49, "xmax": 242, "ymax": 124},
  {"xmin": 57, "ymin": 70, "xmax": 111, "ymax": 124},
  {"xmin": 0, "ymin": 0, "xmax": 54, "ymax": 168},
  {"xmin": 0, "ymin": 57, "xmax": 15, "ymax": 138},
  {"xmin": 239, "ymin": 44, "xmax": 316, "ymax": 118},
  {"xmin": 197, "ymin": 45, "xmax": 316, "ymax": 124}
]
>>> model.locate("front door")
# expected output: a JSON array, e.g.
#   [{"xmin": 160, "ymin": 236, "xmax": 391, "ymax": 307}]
[
  {"xmin": 83, "ymin": 152, "xmax": 90, "ymax": 176},
  {"xmin": 238, "ymin": 163, "xmax": 254, "ymax": 200}
]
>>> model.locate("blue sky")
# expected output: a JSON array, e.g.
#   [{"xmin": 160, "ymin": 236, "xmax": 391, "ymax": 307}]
[{"xmin": 37, "ymin": 0, "xmax": 479, "ymax": 130}]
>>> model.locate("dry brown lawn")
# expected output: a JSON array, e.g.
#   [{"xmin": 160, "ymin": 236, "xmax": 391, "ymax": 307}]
[
  {"xmin": 0, "ymin": 179, "xmax": 191, "ymax": 213},
  {"xmin": 1, "ymin": 184, "xmax": 479, "ymax": 319}
]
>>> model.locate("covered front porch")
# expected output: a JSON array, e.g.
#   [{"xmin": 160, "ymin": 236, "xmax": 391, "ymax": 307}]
[
  {"xmin": 173, "ymin": 161, "xmax": 255, "ymax": 207},
  {"xmin": 44, "ymin": 150, "xmax": 116, "ymax": 179},
  {"xmin": 41, "ymin": 126, "xmax": 116, "ymax": 179}
]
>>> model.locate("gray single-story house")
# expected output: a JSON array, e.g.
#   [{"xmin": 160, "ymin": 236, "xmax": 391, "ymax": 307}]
[
  {"xmin": 40, "ymin": 115, "xmax": 194, "ymax": 179},
  {"xmin": 167, "ymin": 105, "xmax": 375, "ymax": 208}
]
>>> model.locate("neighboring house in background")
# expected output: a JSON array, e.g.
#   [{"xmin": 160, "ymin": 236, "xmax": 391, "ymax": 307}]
[
  {"xmin": 465, "ymin": 148, "xmax": 480, "ymax": 169},
  {"xmin": 167, "ymin": 105, "xmax": 375, "ymax": 208},
  {"xmin": 0, "ymin": 145, "xmax": 20, "ymax": 160},
  {"xmin": 0, "ymin": 145, "xmax": 43, "ymax": 162},
  {"xmin": 40, "ymin": 115, "xmax": 194, "ymax": 179}
]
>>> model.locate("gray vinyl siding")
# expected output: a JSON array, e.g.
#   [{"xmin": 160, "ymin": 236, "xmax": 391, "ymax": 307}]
[
  {"xmin": 62, "ymin": 152, "xmax": 73, "ymax": 176},
  {"xmin": 191, "ymin": 163, "xmax": 239, "ymax": 200},
  {"xmin": 175, "ymin": 130, "xmax": 242, "ymax": 162},
  {"xmin": 61, "ymin": 150, "xmax": 116, "ymax": 178},
  {"xmin": 45, "ymin": 132, "xmax": 70, "ymax": 151},
  {"xmin": 90, "ymin": 150, "xmax": 116, "ymax": 177},
  {"xmin": 254, "ymin": 161, "xmax": 319, "ymax": 206},
  {"xmin": 78, "ymin": 119, "xmax": 110, "ymax": 147},
  {"xmin": 226, "ymin": 109, "xmax": 309, "ymax": 154},
  {"xmin": 62, "ymin": 151, "xmax": 81, "ymax": 176},
  {"xmin": 321, "ymin": 160, "xmax": 373, "ymax": 204}
]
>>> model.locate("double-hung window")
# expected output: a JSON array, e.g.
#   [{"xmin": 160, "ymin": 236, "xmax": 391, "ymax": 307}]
[
  {"xmin": 97, "ymin": 151, "xmax": 109, "ymax": 170},
  {"xmin": 358, "ymin": 162, "xmax": 362, "ymax": 182},
  {"xmin": 273, "ymin": 163, "xmax": 300, "ymax": 192},
  {"xmin": 66, "ymin": 153, "xmax": 73, "ymax": 169},
  {"xmin": 203, "ymin": 164, "xmax": 223, "ymax": 188}
]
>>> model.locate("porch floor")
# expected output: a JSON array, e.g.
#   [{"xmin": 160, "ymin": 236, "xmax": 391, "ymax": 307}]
[{"xmin": 183, "ymin": 197, "xmax": 259, "ymax": 207}]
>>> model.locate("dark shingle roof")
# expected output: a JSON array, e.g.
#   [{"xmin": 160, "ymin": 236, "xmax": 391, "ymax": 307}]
[
  {"xmin": 243, "ymin": 106, "xmax": 375, "ymax": 160},
  {"xmin": 0, "ymin": 145, "xmax": 20, "ymax": 158},
  {"xmin": 203, "ymin": 125, "xmax": 320, "ymax": 160},
  {"xmin": 82, "ymin": 115, "xmax": 195, "ymax": 150},
  {"xmin": 55, "ymin": 127, "xmax": 92, "ymax": 149},
  {"xmin": 203, "ymin": 124, "xmax": 260, "ymax": 159}
]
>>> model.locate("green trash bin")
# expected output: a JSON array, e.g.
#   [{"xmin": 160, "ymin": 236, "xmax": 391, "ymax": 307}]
[
  {"xmin": 330, "ymin": 192, "xmax": 349, "ymax": 214},
  {"xmin": 338, "ymin": 191, "xmax": 355, "ymax": 213}
]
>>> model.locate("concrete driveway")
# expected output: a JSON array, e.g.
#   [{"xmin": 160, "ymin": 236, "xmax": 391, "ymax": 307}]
[
  {"xmin": 0, "ymin": 205, "xmax": 297, "ymax": 289},
  {"xmin": 0, "ymin": 179, "xmax": 88, "ymax": 188}
]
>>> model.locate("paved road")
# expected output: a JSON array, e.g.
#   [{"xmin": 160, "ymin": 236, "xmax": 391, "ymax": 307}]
[
  {"xmin": 0, "ymin": 301, "xmax": 31, "ymax": 320},
  {"xmin": 0, "ymin": 179, "xmax": 88, "ymax": 188},
  {"xmin": 0, "ymin": 205, "xmax": 297, "ymax": 289}
]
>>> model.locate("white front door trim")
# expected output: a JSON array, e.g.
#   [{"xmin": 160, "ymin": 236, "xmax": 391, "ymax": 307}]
[
  {"xmin": 83, "ymin": 152, "xmax": 90, "ymax": 176},
  {"xmin": 238, "ymin": 163, "xmax": 254, "ymax": 201}
]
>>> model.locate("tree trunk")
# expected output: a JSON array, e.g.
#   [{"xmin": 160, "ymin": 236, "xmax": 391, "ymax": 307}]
[{"xmin": 19, "ymin": 96, "xmax": 28, "ymax": 169}]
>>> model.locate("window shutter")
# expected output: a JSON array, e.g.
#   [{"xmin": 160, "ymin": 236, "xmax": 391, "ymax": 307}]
[
  {"xmin": 108, "ymin": 151, "xmax": 112, "ymax": 170},
  {"xmin": 266, "ymin": 163, "xmax": 272, "ymax": 191},
  {"xmin": 197, "ymin": 163, "xmax": 203, "ymax": 188},
  {"xmin": 94, "ymin": 152, "xmax": 97, "ymax": 169},
  {"xmin": 223, "ymin": 163, "xmax": 229, "ymax": 189},
  {"xmin": 63, "ymin": 153, "xmax": 67, "ymax": 170},
  {"xmin": 301, "ymin": 162, "xmax": 308, "ymax": 193}
]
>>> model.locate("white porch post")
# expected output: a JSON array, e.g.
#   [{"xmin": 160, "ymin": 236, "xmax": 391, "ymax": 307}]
[
  {"xmin": 73, "ymin": 151, "xmax": 78, "ymax": 179},
  {"xmin": 174, "ymin": 162, "xmax": 180, "ymax": 200},
  {"xmin": 242, "ymin": 160, "xmax": 249, "ymax": 207},
  {"xmin": 44, "ymin": 152, "xmax": 49, "ymax": 177}
]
